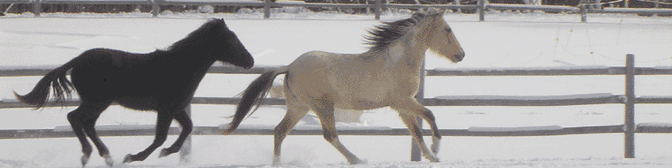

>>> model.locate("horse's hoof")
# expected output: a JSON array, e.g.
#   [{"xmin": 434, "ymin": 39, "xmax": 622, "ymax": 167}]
[
  {"xmin": 159, "ymin": 148, "xmax": 170, "ymax": 158},
  {"xmin": 102, "ymin": 154, "xmax": 114, "ymax": 167},
  {"xmin": 431, "ymin": 136, "xmax": 441, "ymax": 154},
  {"xmin": 431, "ymin": 143, "xmax": 440, "ymax": 154},
  {"xmin": 351, "ymin": 158, "xmax": 368, "ymax": 165},
  {"xmin": 272, "ymin": 156, "xmax": 281, "ymax": 166},
  {"xmin": 429, "ymin": 156, "xmax": 441, "ymax": 163},
  {"xmin": 80, "ymin": 154, "xmax": 90, "ymax": 167},
  {"xmin": 123, "ymin": 154, "xmax": 134, "ymax": 163}
]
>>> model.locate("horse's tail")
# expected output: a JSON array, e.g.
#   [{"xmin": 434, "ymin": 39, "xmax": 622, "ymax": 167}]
[
  {"xmin": 14, "ymin": 59, "xmax": 78, "ymax": 109},
  {"xmin": 225, "ymin": 66, "xmax": 289, "ymax": 134}
]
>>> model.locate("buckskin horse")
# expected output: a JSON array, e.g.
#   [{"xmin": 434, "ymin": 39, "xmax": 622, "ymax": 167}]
[{"xmin": 227, "ymin": 9, "xmax": 464, "ymax": 165}]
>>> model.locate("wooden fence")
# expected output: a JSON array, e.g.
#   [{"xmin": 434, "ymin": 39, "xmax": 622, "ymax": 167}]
[
  {"xmin": 2, "ymin": 54, "xmax": 672, "ymax": 162},
  {"xmin": 1, "ymin": 0, "xmax": 672, "ymax": 22}
]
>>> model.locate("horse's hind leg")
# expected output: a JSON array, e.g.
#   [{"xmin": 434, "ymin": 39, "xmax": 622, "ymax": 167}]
[
  {"xmin": 67, "ymin": 109, "xmax": 93, "ymax": 167},
  {"xmin": 159, "ymin": 110, "xmax": 193, "ymax": 158},
  {"xmin": 392, "ymin": 98, "xmax": 441, "ymax": 162},
  {"xmin": 272, "ymin": 100, "xmax": 309, "ymax": 166},
  {"xmin": 69, "ymin": 100, "xmax": 114, "ymax": 167},
  {"xmin": 312, "ymin": 98, "xmax": 364, "ymax": 164}
]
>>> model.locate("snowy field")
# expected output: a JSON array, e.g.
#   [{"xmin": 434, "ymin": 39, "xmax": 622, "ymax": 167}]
[{"xmin": 1, "ymin": 10, "xmax": 672, "ymax": 167}]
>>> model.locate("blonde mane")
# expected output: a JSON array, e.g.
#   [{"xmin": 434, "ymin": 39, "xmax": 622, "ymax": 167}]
[{"xmin": 364, "ymin": 11, "xmax": 433, "ymax": 51}]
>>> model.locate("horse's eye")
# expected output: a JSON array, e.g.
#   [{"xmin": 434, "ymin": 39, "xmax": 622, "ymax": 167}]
[{"xmin": 445, "ymin": 28, "xmax": 452, "ymax": 34}]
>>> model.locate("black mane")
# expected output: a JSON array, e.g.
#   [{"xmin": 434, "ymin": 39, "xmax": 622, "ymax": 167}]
[
  {"xmin": 167, "ymin": 18, "xmax": 228, "ymax": 52},
  {"xmin": 364, "ymin": 12, "xmax": 428, "ymax": 51}
]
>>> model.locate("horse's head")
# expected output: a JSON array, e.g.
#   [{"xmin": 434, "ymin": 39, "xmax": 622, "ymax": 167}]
[
  {"xmin": 197, "ymin": 19, "xmax": 254, "ymax": 69},
  {"xmin": 421, "ymin": 9, "xmax": 465, "ymax": 63},
  {"xmin": 214, "ymin": 19, "xmax": 254, "ymax": 69}
]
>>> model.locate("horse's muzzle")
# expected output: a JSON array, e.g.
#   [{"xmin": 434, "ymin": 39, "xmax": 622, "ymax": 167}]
[
  {"xmin": 243, "ymin": 56, "xmax": 254, "ymax": 69},
  {"xmin": 454, "ymin": 52, "xmax": 465, "ymax": 62}
]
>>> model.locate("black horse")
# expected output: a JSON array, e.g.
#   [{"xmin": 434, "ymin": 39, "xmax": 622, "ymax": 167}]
[{"xmin": 14, "ymin": 19, "xmax": 254, "ymax": 167}]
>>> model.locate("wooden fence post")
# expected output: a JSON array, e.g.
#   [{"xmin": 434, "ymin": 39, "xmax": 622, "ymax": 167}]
[
  {"xmin": 455, "ymin": 0, "xmax": 461, "ymax": 14},
  {"xmin": 410, "ymin": 58, "xmax": 426, "ymax": 161},
  {"xmin": 375, "ymin": 0, "xmax": 381, "ymax": 20},
  {"xmin": 32, "ymin": 0, "xmax": 40, "ymax": 17},
  {"xmin": 264, "ymin": 0, "xmax": 271, "ymax": 19},
  {"xmin": 152, "ymin": 0, "xmax": 161, "ymax": 17},
  {"xmin": 624, "ymin": 54, "xmax": 635, "ymax": 158},
  {"xmin": 478, "ymin": 0, "xmax": 485, "ymax": 21},
  {"xmin": 180, "ymin": 104, "xmax": 192, "ymax": 163},
  {"xmin": 580, "ymin": 3, "xmax": 587, "ymax": 23}
]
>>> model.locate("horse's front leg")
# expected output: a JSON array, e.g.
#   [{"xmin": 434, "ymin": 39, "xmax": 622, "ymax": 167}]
[
  {"xmin": 159, "ymin": 110, "xmax": 193, "ymax": 158},
  {"xmin": 391, "ymin": 98, "xmax": 441, "ymax": 162},
  {"xmin": 123, "ymin": 112, "xmax": 173, "ymax": 163}
]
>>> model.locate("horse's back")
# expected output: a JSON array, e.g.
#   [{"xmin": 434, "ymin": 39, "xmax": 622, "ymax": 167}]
[
  {"xmin": 69, "ymin": 49, "xmax": 127, "ymax": 94},
  {"xmin": 70, "ymin": 48, "xmax": 161, "ymax": 105},
  {"xmin": 288, "ymin": 51, "xmax": 370, "ymax": 74},
  {"xmin": 285, "ymin": 51, "xmax": 396, "ymax": 110}
]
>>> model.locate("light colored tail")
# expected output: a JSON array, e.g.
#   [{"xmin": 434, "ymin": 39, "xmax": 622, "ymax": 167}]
[{"xmin": 225, "ymin": 66, "xmax": 289, "ymax": 133}]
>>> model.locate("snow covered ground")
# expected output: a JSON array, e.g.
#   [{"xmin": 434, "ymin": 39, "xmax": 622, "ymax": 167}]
[{"xmin": 1, "ymin": 10, "xmax": 672, "ymax": 167}]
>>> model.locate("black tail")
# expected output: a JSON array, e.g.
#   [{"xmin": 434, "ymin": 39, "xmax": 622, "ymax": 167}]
[
  {"xmin": 225, "ymin": 67, "xmax": 288, "ymax": 133},
  {"xmin": 14, "ymin": 61, "xmax": 76, "ymax": 109}
]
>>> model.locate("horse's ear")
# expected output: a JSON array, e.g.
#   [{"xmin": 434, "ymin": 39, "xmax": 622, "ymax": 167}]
[
  {"xmin": 425, "ymin": 8, "xmax": 444, "ymax": 18},
  {"xmin": 437, "ymin": 9, "xmax": 446, "ymax": 18},
  {"xmin": 216, "ymin": 18, "xmax": 230, "ymax": 30},
  {"xmin": 426, "ymin": 8, "xmax": 442, "ymax": 15}
]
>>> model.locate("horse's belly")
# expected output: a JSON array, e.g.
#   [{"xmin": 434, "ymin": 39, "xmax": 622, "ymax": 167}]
[
  {"xmin": 115, "ymin": 95, "xmax": 158, "ymax": 111},
  {"xmin": 334, "ymin": 82, "xmax": 393, "ymax": 110},
  {"xmin": 344, "ymin": 99, "xmax": 388, "ymax": 110},
  {"xmin": 336, "ymin": 92, "xmax": 390, "ymax": 110}
]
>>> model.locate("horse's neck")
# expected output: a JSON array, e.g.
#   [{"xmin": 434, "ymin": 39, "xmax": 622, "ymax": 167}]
[
  {"xmin": 378, "ymin": 31, "xmax": 428, "ymax": 73},
  {"xmin": 153, "ymin": 50, "xmax": 217, "ymax": 71}
]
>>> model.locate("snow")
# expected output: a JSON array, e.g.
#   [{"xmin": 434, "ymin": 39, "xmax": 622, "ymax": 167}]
[{"xmin": 1, "ymin": 10, "xmax": 672, "ymax": 167}]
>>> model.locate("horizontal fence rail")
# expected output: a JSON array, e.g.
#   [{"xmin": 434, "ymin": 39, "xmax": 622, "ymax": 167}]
[
  {"xmin": 3, "ymin": 93, "xmax": 672, "ymax": 109},
  {"xmin": 3, "ymin": 65, "xmax": 672, "ymax": 108},
  {"xmin": 3, "ymin": 124, "xmax": 672, "ymax": 139},
  {"xmin": 2, "ymin": 0, "xmax": 671, "ymax": 22},
  {"xmin": 0, "ymin": 124, "xmax": 653, "ymax": 139}
]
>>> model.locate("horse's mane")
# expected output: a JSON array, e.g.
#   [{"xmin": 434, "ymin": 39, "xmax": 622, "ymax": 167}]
[
  {"xmin": 167, "ymin": 19, "xmax": 228, "ymax": 52},
  {"xmin": 364, "ymin": 12, "xmax": 429, "ymax": 51}
]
